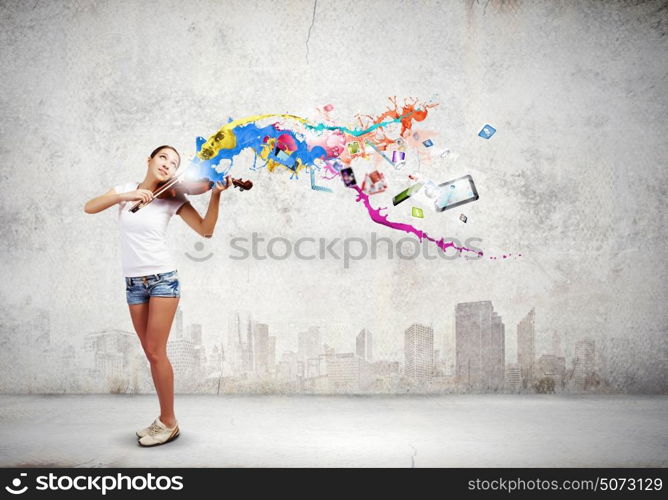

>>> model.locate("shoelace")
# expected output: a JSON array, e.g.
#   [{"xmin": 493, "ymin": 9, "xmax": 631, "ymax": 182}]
[{"xmin": 147, "ymin": 422, "xmax": 163, "ymax": 435}]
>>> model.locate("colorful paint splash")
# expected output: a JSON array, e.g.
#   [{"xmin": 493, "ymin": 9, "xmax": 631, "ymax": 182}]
[{"xmin": 181, "ymin": 97, "xmax": 495, "ymax": 259}]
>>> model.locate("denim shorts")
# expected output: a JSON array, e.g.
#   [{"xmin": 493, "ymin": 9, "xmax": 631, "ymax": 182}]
[{"xmin": 125, "ymin": 270, "xmax": 181, "ymax": 305}]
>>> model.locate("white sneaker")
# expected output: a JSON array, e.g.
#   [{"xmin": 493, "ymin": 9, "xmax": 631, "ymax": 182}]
[
  {"xmin": 137, "ymin": 418, "xmax": 180, "ymax": 447},
  {"xmin": 136, "ymin": 418, "xmax": 159, "ymax": 439}
]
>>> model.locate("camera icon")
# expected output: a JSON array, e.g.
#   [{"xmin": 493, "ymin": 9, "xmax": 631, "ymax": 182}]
[{"xmin": 5, "ymin": 473, "xmax": 28, "ymax": 495}]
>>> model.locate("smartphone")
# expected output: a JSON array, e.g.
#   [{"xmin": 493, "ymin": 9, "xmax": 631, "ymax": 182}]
[
  {"xmin": 392, "ymin": 182, "xmax": 424, "ymax": 206},
  {"xmin": 340, "ymin": 167, "xmax": 357, "ymax": 187},
  {"xmin": 434, "ymin": 175, "xmax": 479, "ymax": 212}
]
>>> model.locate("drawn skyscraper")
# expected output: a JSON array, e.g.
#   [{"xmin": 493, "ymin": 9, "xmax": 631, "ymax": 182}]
[
  {"xmin": 190, "ymin": 324, "xmax": 202, "ymax": 344},
  {"xmin": 253, "ymin": 322, "xmax": 269, "ymax": 376},
  {"xmin": 167, "ymin": 333, "xmax": 198, "ymax": 389},
  {"xmin": 404, "ymin": 323, "xmax": 434, "ymax": 384},
  {"xmin": 267, "ymin": 336, "xmax": 276, "ymax": 374},
  {"xmin": 189, "ymin": 323, "xmax": 205, "ymax": 374},
  {"xmin": 356, "ymin": 328, "xmax": 373, "ymax": 362},
  {"xmin": 246, "ymin": 317, "xmax": 254, "ymax": 372},
  {"xmin": 455, "ymin": 301, "xmax": 505, "ymax": 391},
  {"xmin": 505, "ymin": 363, "xmax": 521, "ymax": 392},
  {"xmin": 490, "ymin": 312, "xmax": 506, "ymax": 388},
  {"xmin": 298, "ymin": 326, "xmax": 322, "ymax": 361},
  {"xmin": 227, "ymin": 310, "xmax": 253, "ymax": 375},
  {"xmin": 574, "ymin": 339, "xmax": 595, "ymax": 390},
  {"xmin": 173, "ymin": 308, "xmax": 184, "ymax": 338},
  {"xmin": 517, "ymin": 308, "xmax": 536, "ymax": 389}
]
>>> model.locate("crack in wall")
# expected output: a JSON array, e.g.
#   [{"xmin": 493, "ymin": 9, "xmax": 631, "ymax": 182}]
[{"xmin": 305, "ymin": 0, "xmax": 318, "ymax": 64}]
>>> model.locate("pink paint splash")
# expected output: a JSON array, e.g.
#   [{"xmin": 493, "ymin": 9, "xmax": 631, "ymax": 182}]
[
  {"xmin": 351, "ymin": 186, "xmax": 485, "ymax": 258},
  {"xmin": 321, "ymin": 162, "xmax": 343, "ymax": 180}
]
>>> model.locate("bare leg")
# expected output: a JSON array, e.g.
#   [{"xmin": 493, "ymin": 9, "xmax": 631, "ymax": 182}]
[
  {"xmin": 143, "ymin": 296, "xmax": 179, "ymax": 428},
  {"xmin": 128, "ymin": 302, "xmax": 150, "ymax": 352}
]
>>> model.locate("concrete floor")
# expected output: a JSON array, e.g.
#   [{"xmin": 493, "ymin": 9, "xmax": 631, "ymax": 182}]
[{"xmin": 0, "ymin": 394, "xmax": 666, "ymax": 468}]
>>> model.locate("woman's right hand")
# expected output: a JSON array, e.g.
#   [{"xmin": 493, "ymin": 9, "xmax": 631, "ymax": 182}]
[{"xmin": 120, "ymin": 189, "xmax": 154, "ymax": 204}]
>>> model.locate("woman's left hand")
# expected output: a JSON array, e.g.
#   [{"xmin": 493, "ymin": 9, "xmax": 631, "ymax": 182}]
[{"xmin": 212, "ymin": 175, "xmax": 231, "ymax": 194}]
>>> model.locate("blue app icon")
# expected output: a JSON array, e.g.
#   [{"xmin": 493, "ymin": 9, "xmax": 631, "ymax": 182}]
[{"xmin": 478, "ymin": 124, "xmax": 496, "ymax": 139}]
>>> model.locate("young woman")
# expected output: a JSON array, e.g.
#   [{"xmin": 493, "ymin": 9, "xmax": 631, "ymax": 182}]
[{"xmin": 84, "ymin": 145, "xmax": 231, "ymax": 447}]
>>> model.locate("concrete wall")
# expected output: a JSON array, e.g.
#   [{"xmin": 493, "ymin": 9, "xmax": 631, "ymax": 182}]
[{"xmin": 0, "ymin": 0, "xmax": 666, "ymax": 393}]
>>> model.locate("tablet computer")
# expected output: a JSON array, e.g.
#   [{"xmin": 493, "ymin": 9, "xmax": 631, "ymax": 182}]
[{"xmin": 434, "ymin": 175, "xmax": 479, "ymax": 212}]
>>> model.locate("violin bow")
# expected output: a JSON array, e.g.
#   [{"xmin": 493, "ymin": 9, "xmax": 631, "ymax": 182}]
[
  {"xmin": 129, "ymin": 167, "xmax": 251, "ymax": 213},
  {"xmin": 129, "ymin": 167, "xmax": 192, "ymax": 213}
]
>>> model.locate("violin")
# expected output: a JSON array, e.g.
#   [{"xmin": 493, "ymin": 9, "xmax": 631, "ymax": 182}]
[{"xmin": 130, "ymin": 174, "xmax": 253, "ymax": 213}]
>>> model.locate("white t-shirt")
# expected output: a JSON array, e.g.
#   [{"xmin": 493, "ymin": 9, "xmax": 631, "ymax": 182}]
[{"xmin": 113, "ymin": 181, "xmax": 189, "ymax": 278}]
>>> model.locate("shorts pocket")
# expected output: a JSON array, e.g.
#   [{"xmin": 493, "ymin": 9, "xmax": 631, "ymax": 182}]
[
  {"xmin": 157, "ymin": 275, "xmax": 178, "ymax": 286},
  {"xmin": 150, "ymin": 275, "xmax": 180, "ymax": 297},
  {"xmin": 158, "ymin": 271, "xmax": 178, "ymax": 282}
]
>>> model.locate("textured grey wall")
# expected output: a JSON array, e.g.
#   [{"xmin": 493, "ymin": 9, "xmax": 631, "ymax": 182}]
[{"xmin": 0, "ymin": 0, "xmax": 666, "ymax": 393}]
